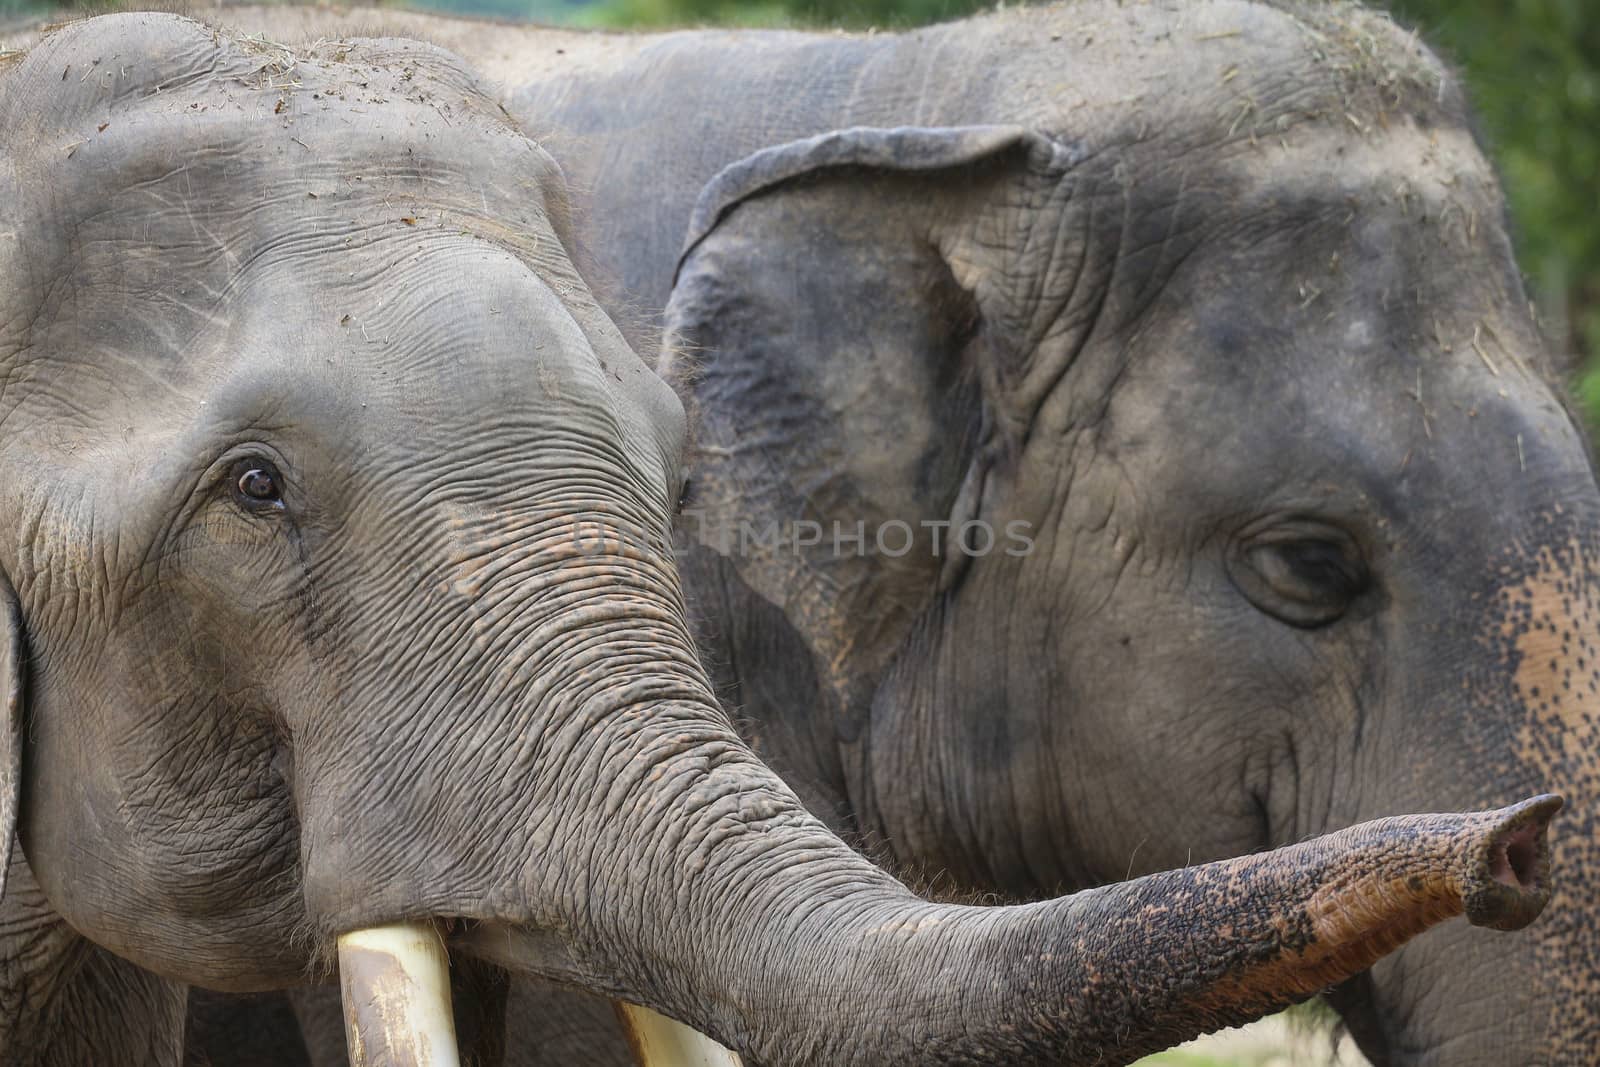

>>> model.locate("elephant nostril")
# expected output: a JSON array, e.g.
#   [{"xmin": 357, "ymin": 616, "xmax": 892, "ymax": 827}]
[
  {"xmin": 1490, "ymin": 823, "xmax": 1542, "ymax": 891},
  {"xmin": 1465, "ymin": 793, "xmax": 1560, "ymax": 930}
]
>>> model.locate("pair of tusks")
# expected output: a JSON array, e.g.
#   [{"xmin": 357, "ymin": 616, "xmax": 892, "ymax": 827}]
[{"xmin": 337, "ymin": 922, "xmax": 743, "ymax": 1067}]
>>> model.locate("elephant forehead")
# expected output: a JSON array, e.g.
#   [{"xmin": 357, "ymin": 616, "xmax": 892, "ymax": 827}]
[
  {"xmin": 0, "ymin": 215, "xmax": 582, "ymax": 438},
  {"xmin": 223, "ymin": 243, "xmax": 622, "ymax": 431},
  {"xmin": 10, "ymin": 239, "xmax": 617, "ymax": 464},
  {"xmin": 0, "ymin": 14, "xmax": 663, "ymax": 440},
  {"xmin": 0, "ymin": 12, "xmax": 520, "ymax": 146},
  {"xmin": 0, "ymin": 13, "xmax": 573, "ymax": 365},
  {"xmin": 1216, "ymin": 122, "xmax": 1502, "ymax": 228}
]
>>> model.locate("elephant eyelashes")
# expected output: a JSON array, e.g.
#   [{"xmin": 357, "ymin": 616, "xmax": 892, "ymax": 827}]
[
  {"xmin": 1229, "ymin": 530, "xmax": 1369, "ymax": 629},
  {"xmin": 229, "ymin": 459, "xmax": 285, "ymax": 512}
]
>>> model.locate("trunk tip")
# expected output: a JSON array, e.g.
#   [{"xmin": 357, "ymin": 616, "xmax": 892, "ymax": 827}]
[{"xmin": 1465, "ymin": 793, "xmax": 1561, "ymax": 932}]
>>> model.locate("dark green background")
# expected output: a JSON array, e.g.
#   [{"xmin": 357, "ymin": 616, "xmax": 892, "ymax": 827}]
[{"xmin": 5, "ymin": 0, "xmax": 1596, "ymax": 426}]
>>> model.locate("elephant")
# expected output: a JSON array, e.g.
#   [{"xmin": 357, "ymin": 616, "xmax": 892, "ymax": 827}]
[
  {"xmin": 79, "ymin": 1, "xmax": 1600, "ymax": 1063},
  {"xmin": 0, "ymin": 11, "xmax": 1563, "ymax": 1067}
]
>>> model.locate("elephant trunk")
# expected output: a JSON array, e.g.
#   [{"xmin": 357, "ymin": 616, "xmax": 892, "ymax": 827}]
[{"xmin": 452, "ymin": 689, "xmax": 1559, "ymax": 1067}]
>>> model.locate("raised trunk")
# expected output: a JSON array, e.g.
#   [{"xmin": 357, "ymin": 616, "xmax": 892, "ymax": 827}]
[{"xmin": 447, "ymin": 697, "xmax": 1557, "ymax": 1067}]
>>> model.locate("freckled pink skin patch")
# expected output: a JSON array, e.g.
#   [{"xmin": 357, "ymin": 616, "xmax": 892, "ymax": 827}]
[{"xmin": 1501, "ymin": 539, "xmax": 1600, "ymax": 1056}]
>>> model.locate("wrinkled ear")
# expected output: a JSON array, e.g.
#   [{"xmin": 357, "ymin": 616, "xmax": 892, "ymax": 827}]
[
  {"xmin": 675, "ymin": 125, "xmax": 1049, "ymax": 272},
  {"xmin": 663, "ymin": 125, "xmax": 1086, "ymax": 714},
  {"xmin": 0, "ymin": 575, "xmax": 23, "ymax": 902}
]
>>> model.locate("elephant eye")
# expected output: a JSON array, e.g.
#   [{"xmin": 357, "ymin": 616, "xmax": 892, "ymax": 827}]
[
  {"xmin": 229, "ymin": 458, "xmax": 284, "ymax": 512},
  {"xmin": 1229, "ymin": 526, "xmax": 1368, "ymax": 629}
]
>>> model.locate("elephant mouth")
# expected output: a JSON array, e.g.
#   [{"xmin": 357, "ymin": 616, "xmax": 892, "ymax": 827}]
[
  {"xmin": 1324, "ymin": 969, "xmax": 1471, "ymax": 1067},
  {"xmin": 1326, "ymin": 970, "xmax": 1398, "ymax": 1067}
]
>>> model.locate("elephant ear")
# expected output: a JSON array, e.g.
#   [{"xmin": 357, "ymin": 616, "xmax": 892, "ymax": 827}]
[
  {"xmin": 0, "ymin": 576, "xmax": 23, "ymax": 903},
  {"xmin": 663, "ymin": 125, "xmax": 1092, "ymax": 736}
]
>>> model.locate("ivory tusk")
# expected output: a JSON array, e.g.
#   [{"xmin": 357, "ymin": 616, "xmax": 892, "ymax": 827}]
[
  {"xmin": 615, "ymin": 1001, "xmax": 745, "ymax": 1067},
  {"xmin": 338, "ymin": 922, "xmax": 461, "ymax": 1067}
]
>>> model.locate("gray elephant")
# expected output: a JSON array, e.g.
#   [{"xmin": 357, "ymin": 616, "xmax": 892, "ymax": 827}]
[
  {"xmin": 510, "ymin": 1, "xmax": 1600, "ymax": 1063},
  {"xmin": 0, "ymin": 12, "xmax": 1560, "ymax": 1067},
  {"xmin": 132, "ymin": 0, "xmax": 1600, "ymax": 1063}
]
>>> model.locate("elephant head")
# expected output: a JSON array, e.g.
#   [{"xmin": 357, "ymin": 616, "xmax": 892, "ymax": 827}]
[
  {"xmin": 662, "ymin": 10, "xmax": 1598, "ymax": 1065},
  {"xmin": 0, "ymin": 13, "xmax": 1566, "ymax": 1066}
]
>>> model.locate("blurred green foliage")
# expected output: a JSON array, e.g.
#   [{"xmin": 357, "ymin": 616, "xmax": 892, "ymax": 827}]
[{"xmin": 1137, "ymin": 1054, "xmax": 1238, "ymax": 1067}]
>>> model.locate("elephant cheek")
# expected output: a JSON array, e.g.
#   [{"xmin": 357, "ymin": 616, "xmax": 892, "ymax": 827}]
[{"xmin": 1495, "ymin": 537, "xmax": 1600, "ymax": 1053}]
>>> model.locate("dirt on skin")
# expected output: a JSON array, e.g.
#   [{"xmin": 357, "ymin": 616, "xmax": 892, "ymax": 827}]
[
  {"xmin": 0, "ymin": 1, "xmax": 651, "ymax": 88},
  {"xmin": 0, "ymin": 7, "xmax": 1569, "ymax": 1064}
]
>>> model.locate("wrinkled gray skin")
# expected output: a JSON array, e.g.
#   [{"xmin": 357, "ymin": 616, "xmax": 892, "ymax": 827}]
[
  {"xmin": 509, "ymin": 1, "xmax": 1599, "ymax": 1064},
  {"xmin": 2, "ymin": 12, "xmax": 1563, "ymax": 1067},
  {"xmin": 523, "ymin": 7, "xmax": 1597, "ymax": 1065},
  {"xmin": 133, "ymin": 1, "xmax": 1600, "ymax": 1064}
]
